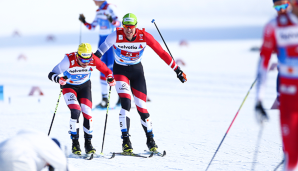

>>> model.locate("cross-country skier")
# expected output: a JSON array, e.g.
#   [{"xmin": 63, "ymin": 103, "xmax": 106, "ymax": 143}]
[
  {"xmin": 48, "ymin": 43, "xmax": 115, "ymax": 155},
  {"xmin": 93, "ymin": 13, "xmax": 187, "ymax": 153},
  {"xmin": 0, "ymin": 129, "xmax": 68, "ymax": 171},
  {"xmin": 255, "ymin": 0, "xmax": 298, "ymax": 170},
  {"xmin": 79, "ymin": 0, "xmax": 121, "ymax": 109}
]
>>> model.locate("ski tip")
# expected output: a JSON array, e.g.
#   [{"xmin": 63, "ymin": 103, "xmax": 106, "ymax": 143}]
[
  {"xmin": 87, "ymin": 154, "xmax": 94, "ymax": 160},
  {"xmin": 109, "ymin": 153, "xmax": 116, "ymax": 159},
  {"xmin": 149, "ymin": 152, "xmax": 154, "ymax": 158},
  {"xmin": 151, "ymin": 19, "xmax": 155, "ymax": 23},
  {"xmin": 162, "ymin": 150, "xmax": 166, "ymax": 157}
]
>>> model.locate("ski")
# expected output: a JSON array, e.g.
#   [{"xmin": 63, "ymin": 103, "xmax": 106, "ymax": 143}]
[
  {"xmin": 111, "ymin": 152, "xmax": 153, "ymax": 158},
  {"xmin": 68, "ymin": 153, "xmax": 114, "ymax": 160},
  {"xmin": 68, "ymin": 153, "xmax": 94, "ymax": 160},
  {"xmin": 144, "ymin": 150, "xmax": 166, "ymax": 157}
]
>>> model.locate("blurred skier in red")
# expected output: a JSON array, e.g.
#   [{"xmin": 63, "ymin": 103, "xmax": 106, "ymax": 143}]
[{"xmin": 256, "ymin": 0, "xmax": 298, "ymax": 170}]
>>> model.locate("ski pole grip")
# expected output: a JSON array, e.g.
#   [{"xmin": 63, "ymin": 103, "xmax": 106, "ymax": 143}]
[{"xmin": 151, "ymin": 19, "xmax": 155, "ymax": 23}]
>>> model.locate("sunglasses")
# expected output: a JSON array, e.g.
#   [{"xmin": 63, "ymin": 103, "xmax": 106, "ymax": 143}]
[
  {"xmin": 123, "ymin": 25, "xmax": 136, "ymax": 29},
  {"xmin": 77, "ymin": 54, "xmax": 93, "ymax": 63},
  {"xmin": 274, "ymin": 3, "xmax": 289, "ymax": 11}
]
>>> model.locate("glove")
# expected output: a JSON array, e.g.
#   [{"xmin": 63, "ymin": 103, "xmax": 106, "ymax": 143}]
[
  {"xmin": 174, "ymin": 66, "xmax": 187, "ymax": 83},
  {"xmin": 79, "ymin": 14, "xmax": 86, "ymax": 24},
  {"xmin": 48, "ymin": 165, "xmax": 54, "ymax": 171},
  {"xmin": 105, "ymin": 14, "xmax": 113, "ymax": 23},
  {"xmin": 255, "ymin": 101, "xmax": 269, "ymax": 124},
  {"xmin": 106, "ymin": 74, "xmax": 116, "ymax": 86},
  {"xmin": 59, "ymin": 76, "xmax": 68, "ymax": 85}
]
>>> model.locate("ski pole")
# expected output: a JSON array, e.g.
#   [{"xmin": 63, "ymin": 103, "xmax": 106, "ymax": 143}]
[
  {"xmin": 48, "ymin": 89, "xmax": 63, "ymax": 136},
  {"xmin": 205, "ymin": 78, "xmax": 258, "ymax": 171},
  {"xmin": 251, "ymin": 123, "xmax": 264, "ymax": 171},
  {"xmin": 151, "ymin": 19, "xmax": 175, "ymax": 60},
  {"xmin": 48, "ymin": 76, "xmax": 68, "ymax": 136},
  {"xmin": 100, "ymin": 86, "xmax": 112, "ymax": 155},
  {"xmin": 274, "ymin": 158, "xmax": 284, "ymax": 171}
]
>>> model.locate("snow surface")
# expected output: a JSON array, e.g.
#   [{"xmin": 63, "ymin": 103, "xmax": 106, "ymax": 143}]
[{"xmin": 0, "ymin": 0, "xmax": 284, "ymax": 170}]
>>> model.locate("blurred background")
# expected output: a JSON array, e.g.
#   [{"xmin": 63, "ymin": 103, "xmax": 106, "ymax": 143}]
[{"xmin": 0, "ymin": 0, "xmax": 274, "ymax": 41}]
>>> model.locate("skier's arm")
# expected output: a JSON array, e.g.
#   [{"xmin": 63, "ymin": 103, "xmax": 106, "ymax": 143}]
[
  {"xmin": 256, "ymin": 23, "xmax": 277, "ymax": 102},
  {"xmin": 48, "ymin": 55, "xmax": 70, "ymax": 83},
  {"xmin": 79, "ymin": 14, "xmax": 98, "ymax": 30},
  {"xmin": 145, "ymin": 31, "xmax": 187, "ymax": 83},
  {"xmin": 145, "ymin": 31, "xmax": 178, "ymax": 70},
  {"xmin": 35, "ymin": 137, "xmax": 68, "ymax": 171},
  {"xmin": 93, "ymin": 54, "xmax": 113, "ymax": 76},
  {"xmin": 94, "ymin": 31, "xmax": 117, "ymax": 58},
  {"xmin": 106, "ymin": 5, "xmax": 121, "ymax": 27}
]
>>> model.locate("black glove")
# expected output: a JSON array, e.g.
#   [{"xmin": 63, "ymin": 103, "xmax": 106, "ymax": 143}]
[
  {"xmin": 48, "ymin": 165, "xmax": 54, "ymax": 171},
  {"xmin": 79, "ymin": 14, "xmax": 86, "ymax": 24},
  {"xmin": 174, "ymin": 66, "xmax": 187, "ymax": 83},
  {"xmin": 255, "ymin": 101, "xmax": 269, "ymax": 124},
  {"xmin": 105, "ymin": 14, "xmax": 113, "ymax": 23},
  {"xmin": 94, "ymin": 50, "xmax": 102, "ymax": 59}
]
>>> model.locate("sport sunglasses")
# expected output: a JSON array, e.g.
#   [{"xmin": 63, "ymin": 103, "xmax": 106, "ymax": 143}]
[
  {"xmin": 123, "ymin": 25, "xmax": 136, "ymax": 29},
  {"xmin": 77, "ymin": 54, "xmax": 93, "ymax": 63},
  {"xmin": 274, "ymin": 2, "xmax": 289, "ymax": 11}
]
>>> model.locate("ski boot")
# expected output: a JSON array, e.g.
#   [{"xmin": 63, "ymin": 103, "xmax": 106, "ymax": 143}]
[
  {"xmin": 95, "ymin": 97, "xmax": 108, "ymax": 109},
  {"xmin": 147, "ymin": 136, "xmax": 158, "ymax": 152},
  {"xmin": 72, "ymin": 139, "xmax": 81, "ymax": 155},
  {"xmin": 85, "ymin": 139, "xmax": 96, "ymax": 154},
  {"xmin": 122, "ymin": 136, "xmax": 133, "ymax": 153}
]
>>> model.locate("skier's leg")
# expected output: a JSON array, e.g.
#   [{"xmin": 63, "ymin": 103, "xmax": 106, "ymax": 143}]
[
  {"xmin": 114, "ymin": 63, "xmax": 133, "ymax": 152},
  {"xmin": 279, "ymin": 78, "xmax": 298, "ymax": 170},
  {"xmin": 114, "ymin": 74, "xmax": 132, "ymax": 135},
  {"xmin": 77, "ymin": 81, "xmax": 96, "ymax": 154},
  {"xmin": 130, "ymin": 63, "xmax": 158, "ymax": 151},
  {"xmin": 62, "ymin": 87, "xmax": 81, "ymax": 154}
]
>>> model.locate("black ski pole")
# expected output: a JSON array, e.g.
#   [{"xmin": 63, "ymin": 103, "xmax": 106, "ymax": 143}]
[
  {"xmin": 251, "ymin": 123, "xmax": 264, "ymax": 171},
  {"xmin": 48, "ymin": 89, "xmax": 63, "ymax": 136},
  {"xmin": 205, "ymin": 78, "xmax": 258, "ymax": 171},
  {"xmin": 274, "ymin": 158, "xmax": 285, "ymax": 171},
  {"xmin": 100, "ymin": 86, "xmax": 112, "ymax": 154},
  {"xmin": 48, "ymin": 76, "xmax": 67, "ymax": 136},
  {"xmin": 151, "ymin": 19, "xmax": 174, "ymax": 60}
]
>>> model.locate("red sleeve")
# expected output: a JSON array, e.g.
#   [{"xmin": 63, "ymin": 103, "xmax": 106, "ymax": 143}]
[
  {"xmin": 93, "ymin": 55, "xmax": 112, "ymax": 76},
  {"xmin": 145, "ymin": 31, "xmax": 178, "ymax": 70},
  {"xmin": 84, "ymin": 22, "xmax": 96, "ymax": 30},
  {"xmin": 259, "ymin": 23, "xmax": 277, "ymax": 69}
]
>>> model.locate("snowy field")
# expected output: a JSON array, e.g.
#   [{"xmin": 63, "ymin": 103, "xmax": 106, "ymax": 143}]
[{"xmin": 0, "ymin": 0, "xmax": 284, "ymax": 170}]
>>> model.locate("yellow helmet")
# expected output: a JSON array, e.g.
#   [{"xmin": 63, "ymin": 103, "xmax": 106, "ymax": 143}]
[{"xmin": 77, "ymin": 43, "xmax": 92, "ymax": 58}]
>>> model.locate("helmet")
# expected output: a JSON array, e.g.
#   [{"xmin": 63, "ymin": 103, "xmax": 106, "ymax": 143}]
[
  {"xmin": 122, "ymin": 13, "xmax": 137, "ymax": 26},
  {"xmin": 77, "ymin": 43, "xmax": 92, "ymax": 58}
]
